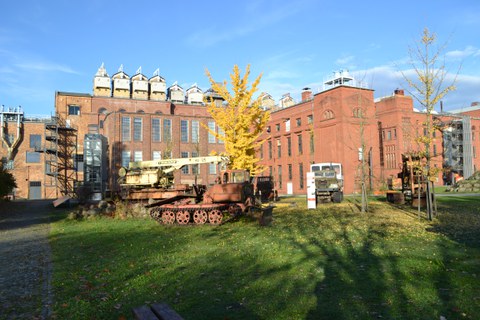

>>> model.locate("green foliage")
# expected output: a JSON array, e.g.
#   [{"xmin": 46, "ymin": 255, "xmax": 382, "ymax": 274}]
[
  {"xmin": 0, "ymin": 161, "xmax": 16, "ymax": 198},
  {"xmin": 204, "ymin": 65, "xmax": 270, "ymax": 175},
  {"xmin": 50, "ymin": 197, "xmax": 480, "ymax": 319}
]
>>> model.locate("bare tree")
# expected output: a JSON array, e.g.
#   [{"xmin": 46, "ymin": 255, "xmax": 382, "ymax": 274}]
[{"xmin": 401, "ymin": 28, "xmax": 458, "ymax": 220}]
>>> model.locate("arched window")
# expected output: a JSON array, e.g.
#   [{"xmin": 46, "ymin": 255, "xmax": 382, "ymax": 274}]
[
  {"xmin": 155, "ymin": 110, "xmax": 163, "ymax": 115},
  {"xmin": 119, "ymin": 108, "xmax": 126, "ymax": 113},
  {"xmin": 137, "ymin": 110, "xmax": 145, "ymax": 113},
  {"xmin": 98, "ymin": 107, "xmax": 107, "ymax": 114},
  {"xmin": 353, "ymin": 107, "xmax": 363, "ymax": 118},
  {"xmin": 323, "ymin": 110, "xmax": 334, "ymax": 120}
]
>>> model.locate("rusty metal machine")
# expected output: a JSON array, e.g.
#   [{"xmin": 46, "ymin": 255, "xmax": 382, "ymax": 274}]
[{"xmin": 147, "ymin": 169, "xmax": 256, "ymax": 225}]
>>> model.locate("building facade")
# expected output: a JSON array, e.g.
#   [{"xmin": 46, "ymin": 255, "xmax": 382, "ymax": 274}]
[{"xmin": 2, "ymin": 65, "xmax": 480, "ymax": 199}]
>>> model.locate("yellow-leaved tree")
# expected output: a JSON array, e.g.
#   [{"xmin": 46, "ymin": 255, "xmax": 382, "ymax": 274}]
[{"xmin": 204, "ymin": 65, "xmax": 270, "ymax": 175}]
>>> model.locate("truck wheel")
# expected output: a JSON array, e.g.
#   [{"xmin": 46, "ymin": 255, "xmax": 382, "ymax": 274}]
[{"xmin": 332, "ymin": 192, "xmax": 343, "ymax": 203}]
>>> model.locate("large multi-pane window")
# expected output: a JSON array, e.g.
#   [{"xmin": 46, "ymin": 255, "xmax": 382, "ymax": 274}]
[
  {"xmin": 152, "ymin": 118, "xmax": 161, "ymax": 142},
  {"xmin": 218, "ymin": 127, "xmax": 225, "ymax": 144},
  {"xmin": 181, "ymin": 152, "xmax": 189, "ymax": 174},
  {"xmin": 134, "ymin": 151, "xmax": 143, "ymax": 162},
  {"xmin": 298, "ymin": 134, "xmax": 303, "ymax": 155},
  {"xmin": 181, "ymin": 120, "xmax": 189, "ymax": 143},
  {"xmin": 208, "ymin": 121, "xmax": 216, "ymax": 143},
  {"xmin": 121, "ymin": 151, "xmax": 131, "ymax": 167},
  {"xmin": 192, "ymin": 151, "xmax": 199, "ymax": 175},
  {"xmin": 29, "ymin": 134, "xmax": 41, "ymax": 149},
  {"xmin": 268, "ymin": 140, "xmax": 272, "ymax": 159},
  {"xmin": 133, "ymin": 118, "xmax": 142, "ymax": 141},
  {"xmin": 163, "ymin": 119, "xmax": 172, "ymax": 142},
  {"xmin": 163, "ymin": 150, "xmax": 172, "ymax": 159},
  {"xmin": 122, "ymin": 117, "xmax": 131, "ymax": 141},
  {"xmin": 299, "ymin": 163, "xmax": 304, "ymax": 189},
  {"xmin": 191, "ymin": 120, "xmax": 199, "ymax": 143},
  {"xmin": 277, "ymin": 139, "xmax": 281, "ymax": 157}
]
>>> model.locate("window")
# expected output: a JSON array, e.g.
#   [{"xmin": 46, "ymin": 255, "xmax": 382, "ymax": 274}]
[
  {"xmin": 474, "ymin": 146, "xmax": 477, "ymax": 159},
  {"xmin": 208, "ymin": 121, "xmax": 216, "ymax": 143},
  {"xmin": 209, "ymin": 163, "xmax": 217, "ymax": 175},
  {"xmin": 275, "ymin": 123, "xmax": 280, "ymax": 131},
  {"xmin": 259, "ymin": 144, "xmax": 264, "ymax": 159},
  {"xmin": 309, "ymin": 133, "xmax": 314, "ymax": 154},
  {"xmin": 181, "ymin": 152, "xmax": 189, "ymax": 174},
  {"xmin": 121, "ymin": 151, "xmax": 131, "ymax": 167},
  {"xmin": 285, "ymin": 119, "xmax": 290, "ymax": 132},
  {"xmin": 192, "ymin": 152, "xmax": 199, "ymax": 174},
  {"xmin": 152, "ymin": 151, "xmax": 161, "ymax": 160},
  {"xmin": 432, "ymin": 130, "xmax": 436, "ymax": 138},
  {"xmin": 163, "ymin": 150, "xmax": 172, "ymax": 159},
  {"xmin": 29, "ymin": 134, "xmax": 41, "ymax": 149},
  {"xmin": 191, "ymin": 120, "xmax": 199, "ymax": 143},
  {"xmin": 121, "ymin": 117, "xmax": 131, "ymax": 141},
  {"xmin": 387, "ymin": 131, "xmax": 391, "ymax": 140},
  {"xmin": 134, "ymin": 151, "xmax": 143, "ymax": 162},
  {"xmin": 26, "ymin": 152, "xmax": 40, "ymax": 163},
  {"xmin": 307, "ymin": 115, "xmax": 313, "ymax": 124},
  {"xmin": 133, "ymin": 118, "xmax": 143, "ymax": 141},
  {"xmin": 288, "ymin": 164, "xmax": 292, "ymax": 180},
  {"xmin": 433, "ymin": 145, "xmax": 437, "ymax": 157},
  {"xmin": 68, "ymin": 105, "xmax": 80, "ymax": 115},
  {"xmin": 323, "ymin": 110, "xmax": 334, "ymax": 119},
  {"xmin": 218, "ymin": 127, "xmax": 225, "ymax": 144},
  {"xmin": 296, "ymin": 118, "xmax": 301, "ymax": 126},
  {"xmin": 278, "ymin": 165, "xmax": 282, "ymax": 189},
  {"xmin": 298, "ymin": 134, "xmax": 303, "ymax": 155},
  {"xmin": 277, "ymin": 139, "xmax": 281, "ymax": 157},
  {"xmin": 181, "ymin": 120, "xmax": 189, "ymax": 143},
  {"xmin": 75, "ymin": 154, "xmax": 84, "ymax": 172},
  {"xmin": 268, "ymin": 140, "xmax": 272, "ymax": 159},
  {"xmin": 287, "ymin": 136, "xmax": 292, "ymax": 156},
  {"xmin": 299, "ymin": 163, "xmax": 304, "ymax": 189},
  {"xmin": 269, "ymin": 166, "xmax": 273, "ymax": 177},
  {"xmin": 353, "ymin": 107, "xmax": 363, "ymax": 118},
  {"xmin": 152, "ymin": 118, "xmax": 161, "ymax": 142},
  {"xmin": 163, "ymin": 119, "xmax": 172, "ymax": 142}
]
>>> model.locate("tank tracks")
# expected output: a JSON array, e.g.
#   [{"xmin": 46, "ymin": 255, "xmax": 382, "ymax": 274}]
[{"xmin": 149, "ymin": 203, "xmax": 243, "ymax": 225}]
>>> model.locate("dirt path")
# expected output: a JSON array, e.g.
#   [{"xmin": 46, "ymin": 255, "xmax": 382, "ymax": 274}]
[{"xmin": 0, "ymin": 200, "xmax": 54, "ymax": 319}]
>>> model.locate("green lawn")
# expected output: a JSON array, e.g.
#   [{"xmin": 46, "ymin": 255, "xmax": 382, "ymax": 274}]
[{"xmin": 49, "ymin": 197, "xmax": 480, "ymax": 319}]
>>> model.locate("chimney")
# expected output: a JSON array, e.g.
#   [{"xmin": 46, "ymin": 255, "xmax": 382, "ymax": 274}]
[
  {"xmin": 302, "ymin": 87, "xmax": 312, "ymax": 101},
  {"xmin": 394, "ymin": 88, "xmax": 404, "ymax": 96}
]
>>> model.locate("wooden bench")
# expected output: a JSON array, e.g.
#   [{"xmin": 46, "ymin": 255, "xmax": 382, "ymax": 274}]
[{"xmin": 133, "ymin": 303, "xmax": 184, "ymax": 320}]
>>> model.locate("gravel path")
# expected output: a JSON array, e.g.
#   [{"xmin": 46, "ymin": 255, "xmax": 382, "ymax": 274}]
[{"xmin": 0, "ymin": 200, "xmax": 54, "ymax": 320}]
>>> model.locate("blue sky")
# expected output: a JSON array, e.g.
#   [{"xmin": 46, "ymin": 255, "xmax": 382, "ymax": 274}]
[{"xmin": 1, "ymin": 0, "xmax": 479, "ymax": 115}]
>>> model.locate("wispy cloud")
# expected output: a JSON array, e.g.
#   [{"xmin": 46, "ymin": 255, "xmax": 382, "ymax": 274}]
[
  {"xmin": 335, "ymin": 55, "xmax": 355, "ymax": 67},
  {"xmin": 185, "ymin": 1, "xmax": 306, "ymax": 48},
  {"xmin": 446, "ymin": 45, "xmax": 480, "ymax": 59},
  {"xmin": 14, "ymin": 61, "xmax": 80, "ymax": 75}
]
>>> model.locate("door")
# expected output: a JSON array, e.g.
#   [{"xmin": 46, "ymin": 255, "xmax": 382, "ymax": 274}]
[{"xmin": 29, "ymin": 181, "xmax": 42, "ymax": 199}]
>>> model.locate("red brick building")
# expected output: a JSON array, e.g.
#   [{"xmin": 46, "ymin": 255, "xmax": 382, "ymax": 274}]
[{"xmin": 2, "ymin": 66, "xmax": 480, "ymax": 199}]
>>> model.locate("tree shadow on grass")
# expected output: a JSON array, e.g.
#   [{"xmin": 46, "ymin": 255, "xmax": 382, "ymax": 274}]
[{"xmin": 49, "ymin": 202, "xmax": 478, "ymax": 319}]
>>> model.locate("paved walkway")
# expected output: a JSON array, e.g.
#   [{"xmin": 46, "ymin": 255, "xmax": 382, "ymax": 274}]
[{"xmin": 0, "ymin": 200, "xmax": 53, "ymax": 319}]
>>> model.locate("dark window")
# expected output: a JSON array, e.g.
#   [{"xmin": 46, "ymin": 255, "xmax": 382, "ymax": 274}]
[
  {"xmin": 299, "ymin": 163, "xmax": 304, "ymax": 189},
  {"xmin": 68, "ymin": 105, "xmax": 80, "ymax": 115},
  {"xmin": 29, "ymin": 134, "xmax": 41, "ymax": 149},
  {"xmin": 287, "ymin": 136, "xmax": 292, "ymax": 156},
  {"xmin": 181, "ymin": 152, "xmax": 189, "ymax": 174},
  {"xmin": 26, "ymin": 152, "xmax": 40, "ymax": 163},
  {"xmin": 163, "ymin": 119, "xmax": 172, "ymax": 142},
  {"xmin": 296, "ymin": 118, "xmax": 301, "ymax": 126},
  {"xmin": 121, "ymin": 117, "xmax": 131, "ymax": 141},
  {"xmin": 298, "ymin": 134, "xmax": 303, "ymax": 155},
  {"xmin": 278, "ymin": 165, "xmax": 282, "ymax": 189},
  {"xmin": 181, "ymin": 120, "xmax": 189, "ymax": 143},
  {"xmin": 276, "ymin": 123, "xmax": 280, "ymax": 131},
  {"xmin": 268, "ymin": 140, "xmax": 272, "ymax": 159},
  {"xmin": 309, "ymin": 133, "xmax": 314, "ymax": 154},
  {"xmin": 288, "ymin": 164, "xmax": 292, "ymax": 180},
  {"xmin": 307, "ymin": 115, "xmax": 313, "ymax": 124}
]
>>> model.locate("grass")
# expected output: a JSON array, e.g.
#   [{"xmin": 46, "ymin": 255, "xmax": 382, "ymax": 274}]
[{"xmin": 49, "ymin": 197, "xmax": 480, "ymax": 320}]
